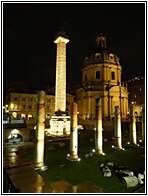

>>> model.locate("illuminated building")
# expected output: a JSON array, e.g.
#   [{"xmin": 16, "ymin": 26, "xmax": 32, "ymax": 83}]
[
  {"xmin": 5, "ymin": 92, "xmax": 74, "ymax": 128},
  {"xmin": 126, "ymin": 75, "xmax": 145, "ymax": 117},
  {"xmin": 76, "ymin": 34, "xmax": 129, "ymax": 127}
]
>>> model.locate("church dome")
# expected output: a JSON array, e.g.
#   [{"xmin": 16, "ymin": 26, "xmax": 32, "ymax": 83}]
[{"xmin": 83, "ymin": 33, "xmax": 120, "ymax": 67}]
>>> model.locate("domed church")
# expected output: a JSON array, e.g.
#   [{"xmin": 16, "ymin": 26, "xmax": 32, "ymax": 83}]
[{"xmin": 76, "ymin": 33, "xmax": 128, "ymax": 122}]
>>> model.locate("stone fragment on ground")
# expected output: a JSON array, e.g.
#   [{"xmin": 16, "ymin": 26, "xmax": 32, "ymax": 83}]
[
  {"xmin": 100, "ymin": 163, "xmax": 104, "ymax": 168},
  {"xmin": 102, "ymin": 166, "xmax": 112, "ymax": 177},
  {"xmin": 59, "ymin": 142, "xmax": 65, "ymax": 147},
  {"xmin": 122, "ymin": 176, "xmax": 138, "ymax": 187},
  {"xmin": 85, "ymin": 154, "xmax": 89, "ymax": 158},
  {"xmin": 107, "ymin": 162, "xmax": 114, "ymax": 166},
  {"xmin": 138, "ymin": 173, "xmax": 144, "ymax": 184},
  {"xmin": 119, "ymin": 170, "xmax": 134, "ymax": 177}
]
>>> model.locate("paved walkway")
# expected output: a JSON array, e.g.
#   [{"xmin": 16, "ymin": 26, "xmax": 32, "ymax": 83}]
[
  {"xmin": 3, "ymin": 144, "xmax": 107, "ymax": 193},
  {"xmin": 5, "ymin": 165, "xmax": 107, "ymax": 193}
]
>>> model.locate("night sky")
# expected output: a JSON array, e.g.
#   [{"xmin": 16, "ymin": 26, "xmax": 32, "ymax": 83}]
[{"xmin": 3, "ymin": 2, "xmax": 146, "ymax": 91}]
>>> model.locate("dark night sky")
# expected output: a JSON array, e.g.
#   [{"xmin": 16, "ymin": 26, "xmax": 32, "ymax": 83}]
[{"xmin": 3, "ymin": 2, "xmax": 146, "ymax": 90}]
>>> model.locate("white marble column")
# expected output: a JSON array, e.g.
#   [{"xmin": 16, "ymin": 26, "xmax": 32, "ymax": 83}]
[
  {"xmin": 114, "ymin": 106, "xmax": 122, "ymax": 149},
  {"xmin": 35, "ymin": 91, "xmax": 46, "ymax": 167},
  {"xmin": 141, "ymin": 108, "xmax": 145, "ymax": 141},
  {"xmin": 68, "ymin": 102, "xmax": 78, "ymax": 160},
  {"xmin": 95, "ymin": 98, "xmax": 103, "ymax": 154},
  {"xmin": 130, "ymin": 104, "xmax": 137, "ymax": 145}
]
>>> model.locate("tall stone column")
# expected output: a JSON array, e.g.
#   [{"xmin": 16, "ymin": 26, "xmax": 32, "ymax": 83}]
[
  {"xmin": 34, "ymin": 91, "xmax": 46, "ymax": 168},
  {"xmin": 141, "ymin": 108, "xmax": 145, "ymax": 141},
  {"xmin": 54, "ymin": 33, "xmax": 69, "ymax": 112},
  {"xmin": 68, "ymin": 102, "xmax": 78, "ymax": 161},
  {"xmin": 87, "ymin": 92, "xmax": 91, "ymax": 119},
  {"xmin": 130, "ymin": 104, "xmax": 137, "ymax": 145},
  {"xmin": 114, "ymin": 106, "xmax": 122, "ymax": 149},
  {"xmin": 95, "ymin": 98, "xmax": 103, "ymax": 154},
  {"xmin": 110, "ymin": 96, "xmax": 113, "ymax": 115}
]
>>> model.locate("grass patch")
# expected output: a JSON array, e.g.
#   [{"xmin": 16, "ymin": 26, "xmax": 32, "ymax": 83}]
[{"xmin": 18, "ymin": 134, "xmax": 145, "ymax": 193}]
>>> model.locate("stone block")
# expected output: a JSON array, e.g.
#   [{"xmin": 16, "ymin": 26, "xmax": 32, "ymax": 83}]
[
  {"xmin": 107, "ymin": 162, "xmax": 114, "ymax": 166},
  {"xmin": 102, "ymin": 166, "xmax": 112, "ymax": 177},
  {"xmin": 122, "ymin": 176, "xmax": 138, "ymax": 187},
  {"xmin": 119, "ymin": 170, "xmax": 134, "ymax": 177}
]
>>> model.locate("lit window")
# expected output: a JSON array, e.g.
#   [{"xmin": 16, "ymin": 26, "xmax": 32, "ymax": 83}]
[
  {"xmin": 21, "ymin": 114, "xmax": 26, "ymax": 118},
  {"xmin": 28, "ymin": 114, "xmax": 32, "ymax": 119},
  {"xmin": 139, "ymin": 88, "xmax": 141, "ymax": 91},
  {"xmin": 134, "ymin": 94, "xmax": 136, "ymax": 98},
  {"xmin": 96, "ymin": 71, "xmax": 100, "ymax": 79}
]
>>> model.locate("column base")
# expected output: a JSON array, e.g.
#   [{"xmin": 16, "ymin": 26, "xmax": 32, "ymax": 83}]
[
  {"xmin": 115, "ymin": 137, "xmax": 122, "ymax": 149},
  {"xmin": 66, "ymin": 155, "xmax": 79, "ymax": 162},
  {"xmin": 95, "ymin": 150, "xmax": 104, "ymax": 155},
  {"xmin": 31, "ymin": 162, "xmax": 48, "ymax": 171}
]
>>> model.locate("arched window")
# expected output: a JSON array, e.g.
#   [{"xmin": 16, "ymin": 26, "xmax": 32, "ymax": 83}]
[
  {"xmin": 95, "ymin": 53, "xmax": 101, "ymax": 60},
  {"xmin": 109, "ymin": 54, "xmax": 114, "ymax": 61},
  {"xmin": 111, "ymin": 72, "xmax": 115, "ymax": 80},
  {"xmin": 96, "ymin": 71, "xmax": 100, "ymax": 79}
]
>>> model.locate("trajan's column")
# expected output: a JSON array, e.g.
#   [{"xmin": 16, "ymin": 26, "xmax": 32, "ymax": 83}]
[
  {"xmin": 50, "ymin": 29, "xmax": 70, "ymax": 135},
  {"xmin": 54, "ymin": 29, "xmax": 69, "ymax": 112}
]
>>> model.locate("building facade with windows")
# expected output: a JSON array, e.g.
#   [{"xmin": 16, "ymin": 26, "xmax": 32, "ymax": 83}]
[
  {"xmin": 5, "ymin": 92, "xmax": 74, "ymax": 120},
  {"xmin": 126, "ymin": 75, "xmax": 145, "ymax": 117},
  {"xmin": 76, "ymin": 34, "xmax": 129, "ymax": 122}
]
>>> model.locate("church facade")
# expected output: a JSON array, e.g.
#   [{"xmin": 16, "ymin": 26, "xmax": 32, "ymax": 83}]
[{"xmin": 76, "ymin": 34, "xmax": 128, "ymax": 121}]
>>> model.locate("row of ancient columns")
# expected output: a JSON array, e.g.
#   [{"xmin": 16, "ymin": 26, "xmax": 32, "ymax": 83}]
[
  {"xmin": 84, "ymin": 95, "xmax": 128, "ymax": 120},
  {"xmin": 34, "ymin": 92, "xmax": 145, "ymax": 167}
]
